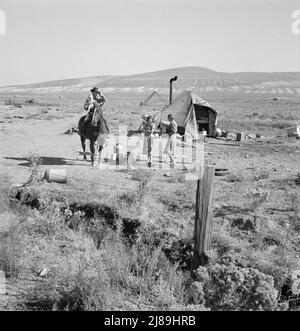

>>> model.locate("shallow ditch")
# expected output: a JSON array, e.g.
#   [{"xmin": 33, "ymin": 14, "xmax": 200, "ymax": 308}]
[
  {"xmin": 11, "ymin": 187, "xmax": 194, "ymax": 269},
  {"xmin": 12, "ymin": 188, "xmax": 141, "ymax": 243},
  {"xmin": 10, "ymin": 187, "xmax": 297, "ymax": 309}
]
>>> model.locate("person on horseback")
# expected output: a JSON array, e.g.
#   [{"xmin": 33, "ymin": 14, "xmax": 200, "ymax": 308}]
[{"xmin": 83, "ymin": 87, "xmax": 106, "ymax": 123}]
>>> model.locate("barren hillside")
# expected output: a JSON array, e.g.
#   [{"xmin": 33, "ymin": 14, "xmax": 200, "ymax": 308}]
[{"xmin": 1, "ymin": 67, "xmax": 299, "ymax": 95}]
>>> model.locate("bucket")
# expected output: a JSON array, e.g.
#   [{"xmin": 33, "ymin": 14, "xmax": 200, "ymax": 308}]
[{"xmin": 44, "ymin": 169, "xmax": 67, "ymax": 183}]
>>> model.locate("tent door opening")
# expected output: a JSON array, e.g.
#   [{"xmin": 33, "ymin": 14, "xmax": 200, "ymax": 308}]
[
  {"xmin": 197, "ymin": 122, "xmax": 209, "ymax": 133},
  {"xmin": 194, "ymin": 104, "xmax": 210, "ymax": 134}
]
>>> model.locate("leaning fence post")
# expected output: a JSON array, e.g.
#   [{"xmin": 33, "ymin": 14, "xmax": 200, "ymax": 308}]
[{"xmin": 191, "ymin": 165, "xmax": 215, "ymax": 272}]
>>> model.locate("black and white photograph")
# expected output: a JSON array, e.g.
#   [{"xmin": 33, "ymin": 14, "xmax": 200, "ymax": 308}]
[{"xmin": 0, "ymin": 0, "xmax": 300, "ymax": 314}]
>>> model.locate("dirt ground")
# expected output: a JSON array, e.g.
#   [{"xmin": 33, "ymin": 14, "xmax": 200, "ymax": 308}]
[
  {"xmin": 0, "ymin": 102, "xmax": 299, "ymax": 181},
  {"xmin": 0, "ymin": 93, "xmax": 299, "ymax": 227},
  {"xmin": 0, "ymin": 92, "xmax": 299, "ymax": 310},
  {"xmin": 0, "ymin": 94, "xmax": 299, "ymax": 224}
]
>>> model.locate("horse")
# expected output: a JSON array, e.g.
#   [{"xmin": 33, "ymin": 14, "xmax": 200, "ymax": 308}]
[{"xmin": 78, "ymin": 105, "xmax": 109, "ymax": 168}]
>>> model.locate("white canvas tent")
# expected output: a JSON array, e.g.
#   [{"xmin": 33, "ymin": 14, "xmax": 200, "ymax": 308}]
[{"xmin": 161, "ymin": 90, "xmax": 218, "ymax": 138}]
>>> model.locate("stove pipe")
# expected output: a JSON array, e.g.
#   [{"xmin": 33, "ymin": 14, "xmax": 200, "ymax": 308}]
[{"xmin": 169, "ymin": 76, "xmax": 178, "ymax": 105}]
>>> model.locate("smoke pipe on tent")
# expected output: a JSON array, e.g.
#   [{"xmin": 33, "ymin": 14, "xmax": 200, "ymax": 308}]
[{"xmin": 169, "ymin": 76, "xmax": 178, "ymax": 105}]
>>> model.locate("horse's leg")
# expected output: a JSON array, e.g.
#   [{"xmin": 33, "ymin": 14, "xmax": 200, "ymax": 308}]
[
  {"xmin": 97, "ymin": 145, "xmax": 103, "ymax": 168},
  {"xmin": 94, "ymin": 141, "xmax": 98, "ymax": 161},
  {"xmin": 81, "ymin": 136, "xmax": 87, "ymax": 161},
  {"xmin": 90, "ymin": 140, "xmax": 95, "ymax": 166},
  {"xmin": 148, "ymin": 152, "xmax": 152, "ymax": 168},
  {"xmin": 147, "ymin": 136, "xmax": 152, "ymax": 167}
]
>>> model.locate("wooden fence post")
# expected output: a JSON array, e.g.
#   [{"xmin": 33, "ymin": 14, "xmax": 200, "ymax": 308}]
[
  {"xmin": 191, "ymin": 165, "xmax": 215, "ymax": 272},
  {"xmin": 159, "ymin": 138, "xmax": 163, "ymax": 169}
]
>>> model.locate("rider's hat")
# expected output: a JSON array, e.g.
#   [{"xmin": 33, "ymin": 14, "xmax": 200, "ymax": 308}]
[{"xmin": 90, "ymin": 87, "xmax": 100, "ymax": 93}]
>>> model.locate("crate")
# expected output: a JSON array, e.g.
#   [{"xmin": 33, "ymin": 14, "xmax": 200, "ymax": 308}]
[
  {"xmin": 236, "ymin": 132, "xmax": 245, "ymax": 141},
  {"xmin": 287, "ymin": 126, "xmax": 300, "ymax": 138}
]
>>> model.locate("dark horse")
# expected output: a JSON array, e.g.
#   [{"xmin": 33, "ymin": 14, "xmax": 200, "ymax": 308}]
[{"xmin": 78, "ymin": 105, "xmax": 109, "ymax": 167}]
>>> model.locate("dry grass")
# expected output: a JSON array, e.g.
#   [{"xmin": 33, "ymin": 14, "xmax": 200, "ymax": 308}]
[
  {"xmin": 0, "ymin": 229, "xmax": 23, "ymax": 278},
  {"xmin": 15, "ymin": 205, "xmax": 186, "ymax": 311},
  {"xmin": 0, "ymin": 165, "xmax": 299, "ymax": 310}
]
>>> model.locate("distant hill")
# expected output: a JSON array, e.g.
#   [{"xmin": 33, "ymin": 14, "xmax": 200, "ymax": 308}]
[{"xmin": 1, "ymin": 66, "xmax": 300, "ymax": 95}]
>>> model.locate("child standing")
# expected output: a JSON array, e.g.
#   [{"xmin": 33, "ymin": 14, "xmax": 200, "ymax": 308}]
[{"xmin": 140, "ymin": 115, "xmax": 155, "ymax": 167}]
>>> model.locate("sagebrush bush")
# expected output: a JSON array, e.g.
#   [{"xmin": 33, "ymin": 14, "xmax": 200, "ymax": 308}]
[
  {"xmin": 25, "ymin": 152, "xmax": 43, "ymax": 186},
  {"xmin": 188, "ymin": 258, "xmax": 284, "ymax": 311}
]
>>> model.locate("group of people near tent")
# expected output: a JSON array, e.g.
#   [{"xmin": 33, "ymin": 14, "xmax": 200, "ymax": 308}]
[
  {"xmin": 82, "ymin": 87, "xmax": 218, "ymax": 167},
  {"xmin": 136, "ymin": 89, "xmax": 218, "ymax": 167},
  {"xmin": 138, "ymin": 113, "xmax": 178, "ymax": 167}
]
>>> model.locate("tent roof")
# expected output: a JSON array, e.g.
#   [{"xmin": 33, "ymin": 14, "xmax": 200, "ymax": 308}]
[
  {"xmin": 162, "ymin": 90, "xmax": 217, "ymax": 121},
  {"xmin": 170, "ymin": 90, "xmax": 216, "ymax": 113}
]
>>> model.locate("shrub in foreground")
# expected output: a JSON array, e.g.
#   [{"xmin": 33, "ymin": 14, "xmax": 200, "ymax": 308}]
[{"xmin": 187, "ymin": 257, "xmax": 287, "ymax": 311}]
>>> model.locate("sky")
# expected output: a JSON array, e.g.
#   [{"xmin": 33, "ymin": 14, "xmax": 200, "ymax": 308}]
[{"xmin": 0, "ymin": 0, "xmax": 299, "ymax": 86}]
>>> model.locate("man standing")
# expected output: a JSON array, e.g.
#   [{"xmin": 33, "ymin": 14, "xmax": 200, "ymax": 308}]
[
  {"xmin": 83, "ymin": 87, "xmax": 106, "ymax": 122},
  {"xmin": 162, "ymin": 114, "xmax": 177, "ymax": 167}
]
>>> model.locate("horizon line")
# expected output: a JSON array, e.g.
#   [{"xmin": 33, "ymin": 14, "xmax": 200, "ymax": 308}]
[{"xmin": 1, "ymin": 66, "xmax": 300, "ymax": 88}]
